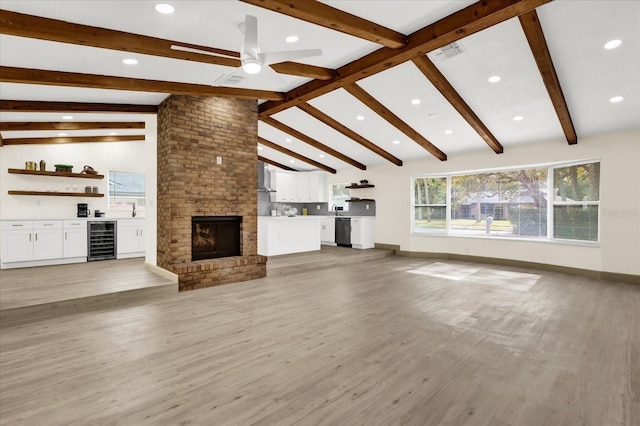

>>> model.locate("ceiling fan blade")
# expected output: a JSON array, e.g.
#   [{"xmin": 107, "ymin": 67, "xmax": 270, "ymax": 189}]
[
  {"xmin": 262, "ymin": 49, "xmax": 323, "ymax": 66},
  {"xmin": 263, "ymin": 65, "xmax": 288, "ymax": 86},
  {"xmin": 212, "ymin": 67, "xmax": 246, "ymax": 86},
  {"xmin": 244, "ymin": 15, "xmax": 259, "ymax": 60}
]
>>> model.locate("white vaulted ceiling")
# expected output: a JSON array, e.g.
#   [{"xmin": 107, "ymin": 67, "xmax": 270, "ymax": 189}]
[{"xmin": 0, "ymin": 0, "xmax": 638, "ymax": 172}]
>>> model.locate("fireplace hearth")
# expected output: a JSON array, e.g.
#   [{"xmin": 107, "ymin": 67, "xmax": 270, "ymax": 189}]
[{"xmin": 192, "ymin": 216, "xmax": 242, "ymax": 261}]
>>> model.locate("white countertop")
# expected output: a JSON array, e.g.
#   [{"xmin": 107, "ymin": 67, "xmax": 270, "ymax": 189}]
[{"xmin": 1, "ymin": 217, "xmax": 145, "ymax": 221}]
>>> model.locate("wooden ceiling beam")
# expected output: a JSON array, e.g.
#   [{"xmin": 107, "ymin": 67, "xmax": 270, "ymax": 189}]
[
  {"xmin": 297, "ymin": 103, "xmax": 403, "ymax": 166},
  {"xmin": 270, "ymin": 62, "xmax": 335, "ymax": 80},
  {"xmin": 258, "ymin": 137, "xmax": 336, "ymax": 174},
  {"xmin": 258, "ymin": 0, "xmax": 552, "ymax": 117},
  {"xmin": 411, "ymin": 56, "xmax": 503, "ymax": 154},
  {"xmin": 258, "ymin": 155, "xmax": 298, "ymax": 172},
  {"xmin": 0, "ymin": 66, "xmax": 284, "ymax": 101},
  {"xmin": 519, "ymin": 10, "xmax": 577, "ymax": 145},
  {"xmin": 2, "ymin": 135, "xmax": 145, "ymax": 145},
  {"xmin": 261, "ymin": 117, "xmax": 365, "ymax": 170},
  {"xmin": 240, "ymin": 0, "xmax": 407, "ymax": 49},
  {"xmin": 344, "ymin": 84, "xmax": 447, "ymax": 161},
  {"xmin": 0, "ymin": 122, "xmax": 145, "ymax": 131},
  {"xmin": 0, "ymin": 100, "xmax": 158, "ymax": 113},
  {"xmin": 0, "ymin": 10, "xmax": 334, "ymax": 81}
]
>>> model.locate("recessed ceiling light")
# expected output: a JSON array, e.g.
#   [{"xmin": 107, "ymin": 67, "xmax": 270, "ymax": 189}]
[
  {"xmin": 488, "ymin": 75, "xmax": 501, "ymax": 83},
  {"xmin": 444, "ymin": 130, "xmax": 453, "ymax": 135},
  {"xmin": 356, "ymin": 115, "xmax": 364, "ymax": 121},
  {"xmin": 285, "ymin": 138, "xmax": 292, "ymax": 142},
  {"xmin": 392, "ymin": 140, "xmax": 400, "ymax": 145},
  {"xmin": 411, "ymin": 99, "xmax": 421, "ymax": 105},
  {"xmin": 428, "ymin": 113, "xmax": 438, "ymax": 119},
  {"xmin": 62, "ymin": 115, "xmax": 73, "ymax": 120},
  {"xmin": 609, "ymin": 96, "xmax": 624, "ymax": 103},
  {"xmin": 58, "ymin": 132, "xmax": 67, "ymax": 136},
  {"xmin": 285, "ymin": 35, "xmax": 299, "ymax": 43},
  {"xmin": 257, "ymin": 146, "xmax": 263, "ymax": 150},
  {"xmin": 109, "ymin": 132, "xmax": 118, "ymax": 136},
  {"xmin": 513, "ymin": 115, "xmax": 524, "ymax": 121},
  {"xmin": 319, "ymin": 154, "xmax": 325, "ymax": 158},
  {"xmin": 604, "ymin": 39, "xmax": 622, "ymax": 50},
  {"xmin": 155, "ymin": 3, "xmax": 175, "ymax": 14},
  {"xmin": 289, "ymin": 160, "xmax": 295, "ymax": 164},
  {"xmin": 122, "ymin": 58, "xmax": 138, "ymax": 65}
]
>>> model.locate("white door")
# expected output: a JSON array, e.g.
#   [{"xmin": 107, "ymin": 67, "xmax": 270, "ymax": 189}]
[
  {"xmin": 2, "ymin": 229, "xmax": 33, "ymax": 262},
  {"xmin": 117, "ymin": 226, "xmax": 140, "ymax": 255},
  {"xmin": 64, "ymin": 227, "xmax": 88, "ymax": 258},
  {"xmin": 33, "ymin": 228, "xmax": 63, "ymax": 260}
]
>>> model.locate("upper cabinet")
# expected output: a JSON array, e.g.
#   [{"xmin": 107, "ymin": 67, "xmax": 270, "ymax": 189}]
[{"xmin": 270, "ymin": 171, "xmax": 326, "ymax": 203}]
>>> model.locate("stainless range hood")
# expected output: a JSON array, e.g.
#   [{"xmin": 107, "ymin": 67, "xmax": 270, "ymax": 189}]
[{"xmin": 257, "ymin": 161, "xmax": 276, "ymax": 192}]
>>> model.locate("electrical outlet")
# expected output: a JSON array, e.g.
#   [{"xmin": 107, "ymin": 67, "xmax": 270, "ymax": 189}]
[
  {"xmin": 366, "ymin": 204, "xmax": 369, "ymax": 210},
  {"xmin": 316, "ymin": 205, "xmax": 320, "ymax": 210},
  {"xmin": 216, "ymin": 156, "xmax": 222, "ymax": 165}
]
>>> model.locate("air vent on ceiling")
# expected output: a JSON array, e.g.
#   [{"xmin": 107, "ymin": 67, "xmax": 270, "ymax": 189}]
[
  {"xmin": 434, "ymin": 41, "xmax": 467, "ymax": 59},
  {"xmin": 223, "ymin": 74, "xmax": 245, "ymax": 85}
]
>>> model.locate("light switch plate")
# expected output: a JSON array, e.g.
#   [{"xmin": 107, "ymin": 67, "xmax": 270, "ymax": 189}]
[{"xmin": 216, "ymin": 156, "xmax": 222, "ymax": 165}]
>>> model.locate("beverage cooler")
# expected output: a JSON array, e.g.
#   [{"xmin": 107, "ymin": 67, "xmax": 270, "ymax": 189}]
[{"xmin": 87, "ymin": 221, "xmax": 117, "ymax": 261}]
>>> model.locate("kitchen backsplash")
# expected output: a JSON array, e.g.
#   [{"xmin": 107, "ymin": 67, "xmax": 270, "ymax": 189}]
[{"xmin": 257, "ymin": 192, "xmax": 375, "ymax": 216}]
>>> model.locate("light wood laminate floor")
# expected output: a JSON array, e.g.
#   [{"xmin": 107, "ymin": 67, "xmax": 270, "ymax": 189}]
[{"xmin": 1, "ymin": 256, "xmax": 638, "ymax": 425}]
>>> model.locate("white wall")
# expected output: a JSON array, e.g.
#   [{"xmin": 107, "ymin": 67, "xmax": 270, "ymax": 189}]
[
  {"xmin": 328, "ymin": 130, "xmax": 640, "ymax": 276},
  {"xmin": 0, "ymin": 114, "xmax": 158, "ymax": 265}
]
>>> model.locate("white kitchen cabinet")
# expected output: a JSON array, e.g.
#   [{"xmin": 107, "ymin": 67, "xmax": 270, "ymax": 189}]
[
  {"xmin": 63, "ymin": 220, "xmax": 88, "ymax": 258},
  {"xmin": 297, "ymin": 174, "xmax": 310, "ymax": 202},
  {"xmin": 33, "ymin": 221, "xmax": 64, "ymax": 260},
  {"xmin": 1, "ymin": 220, "xmax": 63, "ymax": 266},
  {"xmin": 350, "ymin": 217, "xmax": 375, "ymax": 249},
  {"xmin": 117, "ymin": 219, "xmax": 145, "ymax": 258},
  {"xmin": 270, "ymin": 171, "xmax": 298, "ymax": 202},
  {"xmin": 309, "ymin": 172, "xmax": 327, "ymax": 202},
  {"xmin": 271, "ymin": 170, "xmax": 327, "ymax": 203},
  {"xmin": 320, "ymin": 217, "xmax": 336, "ymax": 245},
  {"xmin": 1, "ymin": 221, "xmax": 34, "ymax": 263}
]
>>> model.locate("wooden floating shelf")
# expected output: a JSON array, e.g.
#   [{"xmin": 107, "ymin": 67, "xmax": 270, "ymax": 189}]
[
  {"xmin": 346, "ymin": 199, "xmax": 375, "ymax": 202},
  {"xmin": 8, "ymin": 190, "xmax": 104, "ymax": 198},
  {"xmin": 8, "ymin": 168, "xmax": 104, "ymax": 179},
  {"xmin": 346, "ymin": 184, "xmax": 375, "ymax": 189}
]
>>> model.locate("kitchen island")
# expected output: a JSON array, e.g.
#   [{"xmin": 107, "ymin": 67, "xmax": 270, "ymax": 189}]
[{"xmin": 257, "ymin": 216, "xmax": 321, "ymax": 256}]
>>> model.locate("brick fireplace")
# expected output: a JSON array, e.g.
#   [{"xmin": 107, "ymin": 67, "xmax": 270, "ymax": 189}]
[{"xmin": 157, "ymin": 95, "xmax": 267, "ymax": 291}]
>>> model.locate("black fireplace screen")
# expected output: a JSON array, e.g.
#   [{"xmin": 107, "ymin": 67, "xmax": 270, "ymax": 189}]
[{"xmin": 192, "ymin": 216, "xmax": 242, "ymax": 261}]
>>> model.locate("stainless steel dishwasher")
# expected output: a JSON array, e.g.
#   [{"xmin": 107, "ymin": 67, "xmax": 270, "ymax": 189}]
[{"xmin": 335, "ymin": 217, "xmax": 351, "ymax": 247}]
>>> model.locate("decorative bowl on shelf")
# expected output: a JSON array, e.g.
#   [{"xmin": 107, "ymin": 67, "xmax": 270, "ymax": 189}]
[
  {"xmin": 54, "ymin": 164, "xmax": 73, "ymax": 172},
  {"xmin": 360, "ymin": 179, "xmax": 369, "ymax": 184}
]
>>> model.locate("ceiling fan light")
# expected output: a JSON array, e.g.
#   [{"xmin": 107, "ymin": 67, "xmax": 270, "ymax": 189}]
[{"xmin": 242, "ymin": 59, "xmax": 262, "ymax": 74}]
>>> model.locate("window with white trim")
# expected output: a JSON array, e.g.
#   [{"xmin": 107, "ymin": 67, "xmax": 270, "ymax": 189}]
[
  {"xmin": 108, "ymin": 170, "xmax": 145, "ymax": 210},
  {"xmin": 411, "ymin": 160, "xmax": 600, "ymax": 243},
  {"xmin": 552, "ymin": 162, "xmax": 600, "ymax": 242},
  {"xmin": 330, "ymin": 183, "xmax": 349, "ymax": 212}
]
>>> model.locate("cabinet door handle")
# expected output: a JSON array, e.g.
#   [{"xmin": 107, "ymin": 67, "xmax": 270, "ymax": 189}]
[
  {"xmin": 29, "ymin": 233, "xmax": 32, "ymax": 242},
  {"xmin": 140, "ymin": 229, "xmax": 143, "ymax": 236},
  {"xmin": 136, "ymin": 230, "xmax": 138, "ymax": 236},
  {"xmin": 65, "ymin": 232, "xmax": 68, "ymax": 240},
  {"xmin": 12, "ymin": 224, "xmax": 24, "ymax": 227},
  {"xmin": 35, "ymin": 233, "xmax": 38, "ymax": 241}
]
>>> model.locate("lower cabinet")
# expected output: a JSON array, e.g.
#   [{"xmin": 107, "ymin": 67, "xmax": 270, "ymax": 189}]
[
  {"xmin": 1, "ymin": 220, "xmax": 63, "ymax": 267},
  {"xmin": 117, "ymin": 219, "xmax": 145, "ymax": 258},
  {"xmin": 320, "ymin": 217, "xmax": 336, "ymax": 245},
  {"xmin": 351, "ymin": 217, "xmax": 375, "ymax": 249},
  {"xmin": 63, "ymin": 220, "xmax": 88, "ymax": 258}
]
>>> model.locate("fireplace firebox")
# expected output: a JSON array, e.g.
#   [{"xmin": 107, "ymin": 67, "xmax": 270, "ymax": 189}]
[{"xmin": 192, "ymin": 216, "xmax": 242, "ymax": 261}]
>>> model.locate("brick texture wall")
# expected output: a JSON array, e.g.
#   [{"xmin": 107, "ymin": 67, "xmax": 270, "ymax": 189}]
[{"xmin": 157, "ymin": 95, "xmax": 266, "ymax": 291}]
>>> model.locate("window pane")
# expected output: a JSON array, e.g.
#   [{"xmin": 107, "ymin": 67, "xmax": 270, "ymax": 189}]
[
  {"xmin": 553, "ymin": 205, "xmax": 598, "ymax": 241},
  {"xmin": 108, "ymin": 171, "xmax": 145, "ymax": 208},
  {"xmin": 414, "ymin": 177, "xmax": 446, "ymax": 205},
  {"xmin": 450, "ymin": 168, "xmax": 547, "ymax": 237},
  {"xmin": 414, "ymin": 206, "xmax": 446, "ymax": 231},
  {"xmin": 553, "ymin": 162, "xmax": 600, "ymax": 202}
]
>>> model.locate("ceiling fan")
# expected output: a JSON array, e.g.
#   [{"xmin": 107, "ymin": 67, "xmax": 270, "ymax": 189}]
[{"xmin": 172, "ymin": 15, "xmax": 322, "ymax": 86}]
